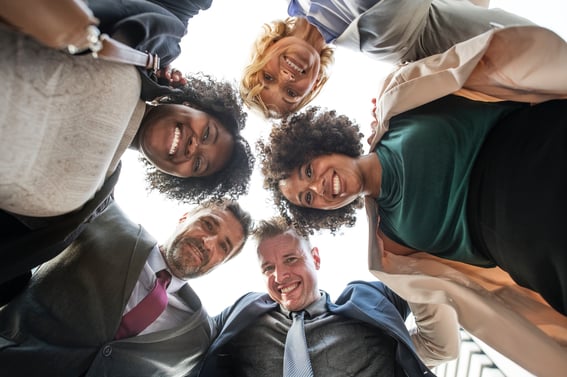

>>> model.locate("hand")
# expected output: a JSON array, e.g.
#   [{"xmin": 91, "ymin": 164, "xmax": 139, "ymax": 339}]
[{"xmin": 155, "ymin": 66, "xmax": 188, "ymax": 88}]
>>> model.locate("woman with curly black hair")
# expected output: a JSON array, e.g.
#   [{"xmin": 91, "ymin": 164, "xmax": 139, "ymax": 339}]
[
  {"xmin": 257, "ymin": 106, "xmax": 365, "ymax": 234},
  {"xmin": 135, "ymin": 74, "xmax": 255, "ymax": 203},
  {"xmin": 259, "ymin": 96, "xmax": 567, "ymax": 317}
]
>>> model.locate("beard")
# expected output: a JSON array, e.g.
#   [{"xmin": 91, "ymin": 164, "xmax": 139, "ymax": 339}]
[{"xmin": 163, "ymin": 237, "xmax": 210, "ymax": 279}]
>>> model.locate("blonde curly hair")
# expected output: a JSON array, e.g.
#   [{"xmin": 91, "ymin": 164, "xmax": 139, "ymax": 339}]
[{"xmin": 240, "ymin": 17, "xmax": 334, "ymax": 118}]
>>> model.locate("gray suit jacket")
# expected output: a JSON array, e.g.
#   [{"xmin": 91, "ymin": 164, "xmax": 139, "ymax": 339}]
[{"xmin": 0, "ymin": 201, "xmax": 214, "ymax": 377}]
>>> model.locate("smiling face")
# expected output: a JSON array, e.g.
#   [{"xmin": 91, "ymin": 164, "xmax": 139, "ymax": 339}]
[
  {"xmin": 258, "ymin": 231, "xmax": 320, "ymax": 311},
  {"xmin": 161, "ymin": 207, "xmax": 245, "ymax": 279},
  {"xmin": 259, "ymin": 36, "xmax": 321, "ymax": 116},
  {"xmin": 279, "ymin": 153, "xmax": 365, "ymax": 210},
  {"xmin": 138, "ymin": 103, "xmax": 234, "ymax": 178}
]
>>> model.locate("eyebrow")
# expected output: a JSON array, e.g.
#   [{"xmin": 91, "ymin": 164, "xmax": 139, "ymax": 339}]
[
  {"xmin": 296, "ymin": 165, "xmax": 305, "ymax": 205},
  {"xmin": 202, "ymin": 121, "xmax": 219, "ymax": 175}
]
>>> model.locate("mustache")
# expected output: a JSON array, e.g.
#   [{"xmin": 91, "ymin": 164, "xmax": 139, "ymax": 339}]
[{"xmin": 177, "ymin": 237, "xmax": 208, "ymax": 261}]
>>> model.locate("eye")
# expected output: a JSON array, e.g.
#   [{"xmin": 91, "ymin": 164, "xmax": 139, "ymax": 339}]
[
  {"xmin": 286, "ymin": 88, "xmax": 298, "ymax": 98},
  {"xmin": 262, "ymin": 265, "xmax": 275, "ymax": 275},
  {"xmin": 263, "ymin": 72, "xmax": 274, "ymax": 82},
  {"xmin": 285, "ymin": 256, "xmax": 298, "ymax": 264},
  {"xmin": 305, "ymin": 192, "xmax": 313, "ymax": 206},
  {"xmin": 202, "ymin": 219, "xmax": 213, "ymax": 231},
  {"xmin": 201, "ymin": 126, "xmax": 210, "ymax": 143},
  {"xmin": 193, "ymin": 157, "xmax": 202, "ymax": 173},
  {"xmin": 305, "ymin": 164, "xmax": 312, "ymax": 178},
  {"xmin": 221, "ymin": 242, "xmax": 229, "ymax": 255}
]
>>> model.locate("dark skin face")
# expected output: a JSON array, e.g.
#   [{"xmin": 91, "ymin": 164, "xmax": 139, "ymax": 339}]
[{"xmin": 135, "ymin": 103, "xmax": 234, "ymax": 178}]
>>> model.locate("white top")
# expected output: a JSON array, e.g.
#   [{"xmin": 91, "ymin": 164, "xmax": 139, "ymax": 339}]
[
  {"xmin": 124, "ymin": 246, "xmax": 194, "ymax": 335},
  {"xmin": 0, "ymin": 24, "xmax": 144, "ymax": 217}
]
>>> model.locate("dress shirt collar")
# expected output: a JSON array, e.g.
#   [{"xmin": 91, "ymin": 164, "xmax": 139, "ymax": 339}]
[
  {"xmin": 147, "ymin": 246, "xmax": 187, "ymax": 293},
  {"xmin": 279, "ymin": 290, "xmax": 329, "ymax": 319}
]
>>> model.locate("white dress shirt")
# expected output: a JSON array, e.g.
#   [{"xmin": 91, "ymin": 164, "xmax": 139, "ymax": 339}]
[{"xmin": 123, "ymin": 246, "xmax": 194, "ymax": 335}]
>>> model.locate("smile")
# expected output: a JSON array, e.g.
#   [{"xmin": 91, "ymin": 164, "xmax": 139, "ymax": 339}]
[
  {"xmin": 332, "ymin": 173, "xmax": 340, "ymax": 196},
  {"xmin": 280, "ymin": 282, "xmax": 299, "ymax": 294},
  {"xmin": 284, "ymin": 56, "xmax": 305, "ymax": 74},
  {"xmin": 169, "ymin": 126, "xmax": 181, "ymax": 156}
]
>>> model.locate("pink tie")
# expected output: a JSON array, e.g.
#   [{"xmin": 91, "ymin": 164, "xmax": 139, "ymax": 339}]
[{"xmin": 115, "ymin": 269, "xmax": 172, "ymax": 340}]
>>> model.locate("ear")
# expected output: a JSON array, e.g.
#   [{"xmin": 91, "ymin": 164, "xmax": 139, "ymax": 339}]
[
  {"xmin": 312, "ymin": 75, "xmax": 323, "ymax": 93},
  {"xmin": 311, "ymin": 247, "xmax": 321, "ymax": 270}
]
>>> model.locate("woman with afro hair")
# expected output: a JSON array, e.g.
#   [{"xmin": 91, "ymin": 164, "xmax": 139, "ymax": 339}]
[{"xmin": 258, "ymin": 95, "xmax": 567, "ymax": 317}]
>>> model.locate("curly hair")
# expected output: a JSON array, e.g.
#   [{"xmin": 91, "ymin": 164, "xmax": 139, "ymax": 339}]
[
  {"xmin": 141, "ymin": 73, "xmax": 255, "ymax": 203},
  {"xmin": 240, "ymin": 17, "xmax": 334, "ymax": 119},
  {"xmin": 257, "ymin": 106, "xmax": 365, "ymax": 235}
]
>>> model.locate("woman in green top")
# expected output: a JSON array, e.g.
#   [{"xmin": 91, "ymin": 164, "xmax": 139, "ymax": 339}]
[{"xmin": 258, "ymin": 95, "xmax": 567, "ymax": 315}]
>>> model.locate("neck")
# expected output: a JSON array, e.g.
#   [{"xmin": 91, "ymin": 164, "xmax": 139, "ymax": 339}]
[
  {"xmin": 358, "ymin": 153, "xmax": 382, "ymax": 197},
  {"xmin": 292, "ymin": 17, "xmax": 326, "ymax": 52}
]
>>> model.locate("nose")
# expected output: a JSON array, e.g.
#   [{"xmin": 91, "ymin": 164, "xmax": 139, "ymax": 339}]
[
  {"xmin": 202, "ymin": 234, "xmax": 217, "ymax": 255},
  {"xmin": 281, "ymin": 68, "xmax": 295, "ymax": 82},
  {"xmin": 274, "ymin": 264, "xmax": 290, "ymax": 283},
  {"xmin": 186, "ymin": 135, "xmax": 199, "ymax": 156},
  {"xmin": 308, "ymin": 177, "xmax": 325, "ymax": 196}
]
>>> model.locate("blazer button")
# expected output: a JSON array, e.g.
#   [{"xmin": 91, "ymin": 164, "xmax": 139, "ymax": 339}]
[{"xmin": 102, "ymin": 345, "xmax": 112, "ymax": 357}]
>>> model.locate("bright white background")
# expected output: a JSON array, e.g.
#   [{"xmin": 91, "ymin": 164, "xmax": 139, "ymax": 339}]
[{"xmin": 114, "ymin": 0, "xmax": 566, "ymax": 324}]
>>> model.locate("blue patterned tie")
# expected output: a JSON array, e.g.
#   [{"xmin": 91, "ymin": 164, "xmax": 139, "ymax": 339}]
[{"xmin": 283, "ymin": 311, "xmax": 314, "ymax": 377}]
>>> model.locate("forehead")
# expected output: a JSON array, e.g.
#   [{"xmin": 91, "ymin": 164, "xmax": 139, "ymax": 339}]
[
  {"xmin": 258, "ymin": 231, "xmax": 306, "ymax": 259},
  {"xmin": 187, "ymin": 207, "xmax": 239, "ymax": 229}
]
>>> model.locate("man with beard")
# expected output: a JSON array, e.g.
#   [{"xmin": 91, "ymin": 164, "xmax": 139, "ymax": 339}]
[{"xmin": 0, "ymin": 198, "xmax": 251, "ymax": 377}]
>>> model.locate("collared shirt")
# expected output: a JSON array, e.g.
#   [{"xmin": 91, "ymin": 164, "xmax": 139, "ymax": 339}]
[
  {"xmin": 287, "ymin": 0, "xmax": 381, "ymax": 43},
  {"xmin": 224, "ymin": 291, "xmax": 398, "ymax": 376},
  {"xmin": 123, "ymin": 246, "xmax": 194, "ymax": 335}
]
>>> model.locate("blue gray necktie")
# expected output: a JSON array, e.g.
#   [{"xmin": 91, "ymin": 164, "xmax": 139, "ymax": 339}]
[{"xmin": 283, "ymin": 311, "xmax": 314, "ymax": 377}]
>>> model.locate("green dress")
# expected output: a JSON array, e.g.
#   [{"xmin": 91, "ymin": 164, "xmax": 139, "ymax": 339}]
[{"xmin": 375, "ymin": 95, "xmax": 525, "ymax": 267}]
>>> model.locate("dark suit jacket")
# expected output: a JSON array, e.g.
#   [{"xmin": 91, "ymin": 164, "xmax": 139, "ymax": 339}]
[
  {"xmin": 197, "ymin": 281, "xmax": 435, "ymax": 376},
  {"xmin": 0, "ymin": 201, "xmax": 214, "ymax": 377}
]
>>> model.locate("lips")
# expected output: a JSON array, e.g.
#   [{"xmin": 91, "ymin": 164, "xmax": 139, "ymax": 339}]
[
  {"xmin": 332, "ymin": 172, "xmax": 340, "ymax": 196},
  {"xmin": 284, "ymin": 56, "xmax": 305, "ymax": 74},
  {"xmin": 169, "ymin": 125, "xmax": 181, "ymax": 156},
  {"xmin": 280, "ymin": 282, "xmax": 299, "ymax": 295}
]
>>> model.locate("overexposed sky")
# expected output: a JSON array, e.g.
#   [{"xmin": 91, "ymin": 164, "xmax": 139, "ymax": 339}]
[{"xmin": 114, "ymin": 0, "xmax": 567, "ymax": 324}]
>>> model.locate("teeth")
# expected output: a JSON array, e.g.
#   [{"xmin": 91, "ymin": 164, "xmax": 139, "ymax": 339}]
[
  {"xmin": 285, "ymin": 57, "xmax": 304, "ymax": 74},
  {"xmin": 281, "ymin": 283, "xmax": 299, "ymax": 294},
  {"xmin": 169, "ymin": 126, "xmax": 181, "ymax": 155},
  {"xmin": 332, "ymin": 174, "xmax": 340, "ymax": 195}
]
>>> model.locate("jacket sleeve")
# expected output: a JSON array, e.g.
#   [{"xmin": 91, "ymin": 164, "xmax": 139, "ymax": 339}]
[
  {"xmin": 407, "ymin": 302, "xmax": 460, "ymax": 367},
  {"xmin": 378, "ymin": 282, "xmax": 460, "ymax": 366}
]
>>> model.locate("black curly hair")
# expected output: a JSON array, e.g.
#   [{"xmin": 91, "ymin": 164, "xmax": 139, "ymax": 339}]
[
  {"xmin": 141, "ymin": 73, "xmax": 255, "ymax": 203},
  {"xmin": 257, "ymin": 106, "xmax": 365, "ymax": 235}
]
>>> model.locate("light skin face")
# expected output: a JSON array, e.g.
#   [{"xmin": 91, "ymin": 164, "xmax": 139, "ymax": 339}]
[
  {"xmin": 258, "ymin": 231, "xmax": 321, "ymax": 311},
  {"xmin": 279, "ymin": 153, "xmax": 374, "ymax": 210},
  {"xmin": 161, "ymin": 207, "xmax": 245, "ymax": 280},
  {"xmin": 259, "ymin": 37, "xmax": 321, "ymax": 115},
  {"xmin": 138, "ymin": 103, "xmax": 234, "ymax": 178}
]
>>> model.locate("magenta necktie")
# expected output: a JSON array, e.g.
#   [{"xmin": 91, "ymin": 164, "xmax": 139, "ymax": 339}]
[{"xmin": 115, "ymin": 269, "xmax": 172, "ymax": 340}]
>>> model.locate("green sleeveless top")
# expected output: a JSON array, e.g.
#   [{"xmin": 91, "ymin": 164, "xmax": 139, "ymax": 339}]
[{"xmin": 376, "ymin": 95, "xmax": 524, "ymax": 267}]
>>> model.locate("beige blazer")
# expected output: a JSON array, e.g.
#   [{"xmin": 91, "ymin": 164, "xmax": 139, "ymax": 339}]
[{"xmin": 366, "ymin": 25, "xmax": 567, "ymax": 377}]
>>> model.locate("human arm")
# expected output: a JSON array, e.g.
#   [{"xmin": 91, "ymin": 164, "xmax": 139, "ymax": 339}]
[
  {"xmin": 365, "ymin": 199, "xmax": 460, "ymax": 366},
  {"xmin": 0, "ymin": 0, "xmax": 99, "ymax": 50},
  {"xmin": 407, "ymin": 302, "xmax": 460, "ymax": 367}
]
